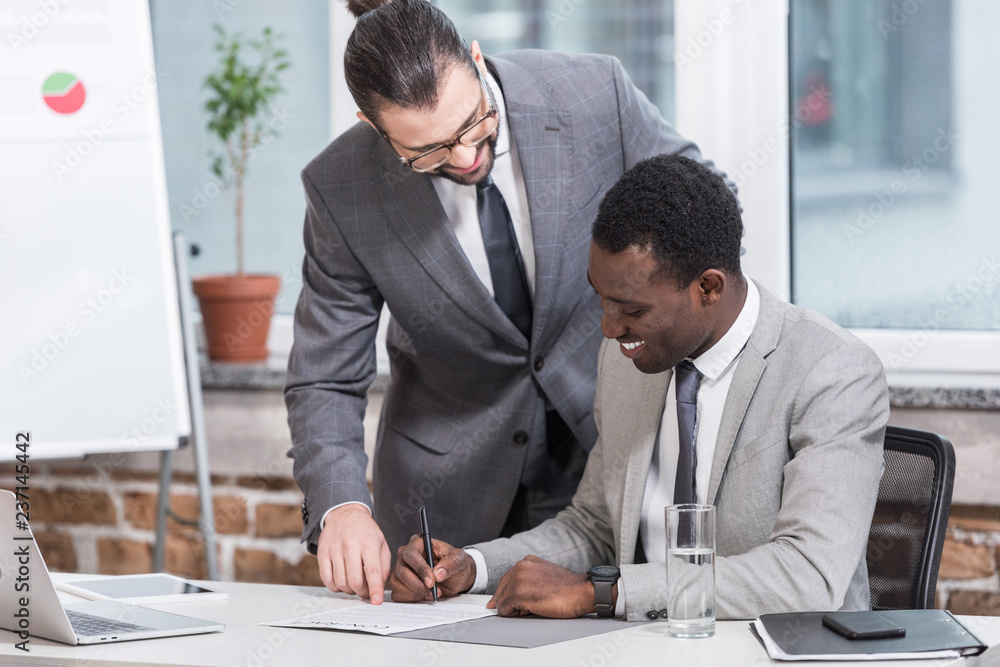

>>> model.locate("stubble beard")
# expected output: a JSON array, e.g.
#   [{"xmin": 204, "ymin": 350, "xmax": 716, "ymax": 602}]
[{"xmin": 433, "ymin": 135, "xmax": 498, "ymax": 187}]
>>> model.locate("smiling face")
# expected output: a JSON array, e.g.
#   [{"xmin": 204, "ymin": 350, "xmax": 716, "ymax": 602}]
[
  {"xmin": 361, "ymin": 42, "xmax": 498, "ymax": 186},
  {"xmin": 588, "ymin": 241, "xmax": 721, "ymax": 374}
]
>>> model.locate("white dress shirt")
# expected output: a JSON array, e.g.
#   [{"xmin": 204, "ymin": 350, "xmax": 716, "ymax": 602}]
[
  {"xmin": 430, "ymin": 69, "xmax": 535, "ymax": 301},
  {"xmin": 469, "ymin": 279, "xmax": 760, "ymax": 609},
  {"xmin": 320, "ymin": 70, "xmax": 532, "ymax": 532},
  {"xmin": 618, "ymin": 278, "xmax": 759, "ymax": 615}
]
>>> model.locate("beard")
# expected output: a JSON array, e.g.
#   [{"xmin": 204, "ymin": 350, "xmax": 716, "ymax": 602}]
[{"xmin": 432, "ymin": 134, "xmax": 498, "ymax": 187}]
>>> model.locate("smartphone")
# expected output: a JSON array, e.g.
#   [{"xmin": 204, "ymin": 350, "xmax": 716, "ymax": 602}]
[{"xmin": 822, "ymin": 611, "xmax": 906, "ymax": 640}]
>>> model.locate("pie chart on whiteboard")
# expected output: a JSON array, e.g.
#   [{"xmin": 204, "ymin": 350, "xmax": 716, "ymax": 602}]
[{"xmin": 42, "ymin": 72, "xmax": 87, "ymax": 114}]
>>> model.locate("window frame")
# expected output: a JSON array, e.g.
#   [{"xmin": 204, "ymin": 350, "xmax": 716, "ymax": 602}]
[{"xmin": 672, "ymin": 0, "xmax": 998, "ymax": 385}]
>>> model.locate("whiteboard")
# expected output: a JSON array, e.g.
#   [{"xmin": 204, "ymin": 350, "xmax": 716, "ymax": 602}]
[{"xmin": 0, "ymin": 0, "xmax": 191, "ymax": 460}]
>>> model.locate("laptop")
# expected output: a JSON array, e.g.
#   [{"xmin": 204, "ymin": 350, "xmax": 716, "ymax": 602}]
[{"xmin": 0, "ymin": 489, "xmax": 224, "ymax": 645}]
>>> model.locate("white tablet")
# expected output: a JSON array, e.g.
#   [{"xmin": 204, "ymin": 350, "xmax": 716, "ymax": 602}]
[{"xmin": 55, "ymin": 573, "xmax": 228, "ymax": 604}]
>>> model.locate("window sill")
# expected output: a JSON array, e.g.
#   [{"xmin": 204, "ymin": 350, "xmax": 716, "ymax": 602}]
[
  {"xmin": 199, "ymin": 358, "xmax": 389, "ymax": 393},
  {"xmin": 887, "ymin": 375, "xmax": 1000, "ymax": 410},
  {"xmin": 196, "ymin": 358, "xmax": 1000, "ymax": 411},
  {"xmin": 197, "ymin": 318, "xmax": 1000, "ymax": 406}
]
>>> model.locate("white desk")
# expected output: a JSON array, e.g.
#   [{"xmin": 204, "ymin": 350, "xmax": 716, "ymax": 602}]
[{"xmin": 3, "ymin": 576, "xmax": 1000, "ymax": 667}]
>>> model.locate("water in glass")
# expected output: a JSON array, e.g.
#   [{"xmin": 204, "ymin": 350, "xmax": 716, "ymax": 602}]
[{"xmin": 666, "ymin": 546, "xmax": 715, "ymax": 637}]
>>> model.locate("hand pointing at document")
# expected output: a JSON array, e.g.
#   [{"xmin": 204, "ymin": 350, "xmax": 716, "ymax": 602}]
[{"xmin": 317, "ymin": 504, "xmax": 391, "ymax": 604}]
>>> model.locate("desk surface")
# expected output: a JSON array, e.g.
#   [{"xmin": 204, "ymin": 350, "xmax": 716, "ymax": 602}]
[{"xmin": 3, "ymin": 576, "xmax": 1000, "ymax": 667}]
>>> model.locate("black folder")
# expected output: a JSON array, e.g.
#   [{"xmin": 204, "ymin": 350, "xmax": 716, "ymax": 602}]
[{"xmin": 755, "ymin": 610, "xmax": 986, "ymax": 660}]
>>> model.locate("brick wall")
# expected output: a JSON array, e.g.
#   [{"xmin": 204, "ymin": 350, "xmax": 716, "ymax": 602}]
[
  {"xmin": 937, "ymin": 506, "xmax": 1000, "ymax": 615},
  {"xmin": 4, "ymin": 460, "xmax": 999, "ymax": 616},
  {"xmin": 1, "ymin": 461, "xmax": 323, "ymax": 587}
]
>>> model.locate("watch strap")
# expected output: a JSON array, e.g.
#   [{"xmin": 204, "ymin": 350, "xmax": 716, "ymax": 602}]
[{"xmin": 594, "ymin": 580, "xmax": 615, "ymax": 617}]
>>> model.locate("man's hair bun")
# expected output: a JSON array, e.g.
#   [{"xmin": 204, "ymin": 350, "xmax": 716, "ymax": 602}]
[
  {"xmin": 346, "ymin": 0, "xmax": 392, "ymax": 19},
  {"xmin": 344, "ymin": 0, "xmax": 469, "ymax": 122}
]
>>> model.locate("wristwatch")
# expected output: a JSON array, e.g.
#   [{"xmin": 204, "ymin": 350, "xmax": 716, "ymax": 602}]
[{"xmin": 587, "ymin": 565, "xmax": 621, "ymax": 617}]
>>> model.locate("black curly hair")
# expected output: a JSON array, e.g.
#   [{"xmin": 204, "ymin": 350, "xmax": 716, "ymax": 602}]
[{"xmin": 592, "ymin": 154, "xmax": 743, "ymax": 287}]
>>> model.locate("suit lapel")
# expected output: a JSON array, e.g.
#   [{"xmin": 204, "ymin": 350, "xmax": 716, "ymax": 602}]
[
  {"xmin": 706, "ymin": 283, "xmax": 784, "ymax": 504},
  {"xmin": 373, "ymin": 134, "xmax": 528, "ymax": 349},
  {"xmin": 489, "ymin": 56, "xmax": 575, "ymax": 351},
  {"xmin": 706, "ymin": 349, "xmax": 766, "ymax": 505}
]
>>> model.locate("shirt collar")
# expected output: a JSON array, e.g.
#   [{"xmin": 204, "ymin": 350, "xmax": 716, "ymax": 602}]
[{"xmin": 689, "ymin": 277, "xmax": 760, "ymax": 381}]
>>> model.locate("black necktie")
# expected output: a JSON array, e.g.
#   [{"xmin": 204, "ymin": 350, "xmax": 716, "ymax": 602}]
[
  {"xmin": 673, "ymin": 360, "xmax": 703, "ymax": 505},
  {"xmin": 476, "ymin": 175, "xmax": 532, "ymax": 339}
]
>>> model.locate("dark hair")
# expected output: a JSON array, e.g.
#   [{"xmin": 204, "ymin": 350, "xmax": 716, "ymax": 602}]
[
  {"xmin": 344, "ymin": 0, "xmax": 474, "ymax": 123},
  {"xmin": 592, "ymin": 154, "xmax": 743, "ymax": 286}
]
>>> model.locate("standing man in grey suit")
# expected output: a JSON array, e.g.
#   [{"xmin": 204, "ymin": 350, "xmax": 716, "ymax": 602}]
[
  {"xmin": 285, "ymin": 0, "xmax": 734, "ymax": 604},
  {"xmin": 391, "ymin": 154, "xmax": 889, "ymax": 621}
]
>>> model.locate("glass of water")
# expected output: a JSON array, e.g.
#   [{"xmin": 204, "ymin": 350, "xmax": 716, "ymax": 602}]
[{"xmin": 665, "ymin": 504, "xmax": 716, "ymax": 638}]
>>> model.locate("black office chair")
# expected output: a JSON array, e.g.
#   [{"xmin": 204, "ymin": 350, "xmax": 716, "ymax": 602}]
[{"xmin": 866, "ymin": 425, "xmax": 956, "ymax": 610}]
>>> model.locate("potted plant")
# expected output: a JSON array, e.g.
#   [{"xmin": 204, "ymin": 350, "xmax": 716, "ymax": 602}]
[{"xmin": 192, "ymin": 25, "xmax": 290, "ymax": 362}]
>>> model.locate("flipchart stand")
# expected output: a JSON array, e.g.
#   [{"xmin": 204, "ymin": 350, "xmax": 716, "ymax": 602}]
[{"xmin": 153, "ymin": 232, "xmax": 219, "ymax": 580}]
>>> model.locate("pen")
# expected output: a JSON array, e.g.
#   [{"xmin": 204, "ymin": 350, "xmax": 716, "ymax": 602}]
[{"xmin": 418, "ymin": 505, "xmax": 438, "ymax": 602}]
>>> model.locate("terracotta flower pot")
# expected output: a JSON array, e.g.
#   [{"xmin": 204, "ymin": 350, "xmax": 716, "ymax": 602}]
[{"xmin": 191, "ymin": 274, "xmax": 281, "ymax": 362}]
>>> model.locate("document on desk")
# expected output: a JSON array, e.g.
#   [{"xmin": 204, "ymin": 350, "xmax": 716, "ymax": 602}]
[{"xmin": 263, "ymin": 602, "xmax": 497, "ymax": 636}]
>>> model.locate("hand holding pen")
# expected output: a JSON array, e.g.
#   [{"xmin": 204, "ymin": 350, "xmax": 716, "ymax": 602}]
[
  {"xmin": 387, "ymin": 508, "xmax": 478, "ymax": 603},
  {"xmin": 419, "ymin": 505, "xmax": 438, "ymax": 602}
]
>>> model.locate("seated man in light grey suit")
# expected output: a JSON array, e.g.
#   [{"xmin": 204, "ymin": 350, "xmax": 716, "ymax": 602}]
[{"xmin": 390, "ymin": 154, "xmax": 889, "ymax": 621}]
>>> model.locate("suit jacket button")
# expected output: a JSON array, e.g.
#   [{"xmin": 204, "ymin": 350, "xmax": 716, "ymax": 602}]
[
  {"xmin": 646, "ymin": 611, "xmax": 659, "ymax": 620},
  {"xmin": 513, "ymin": 431, "xmax": 529, "ymax": 445},
  {"xmin": 301, "ymin": 500, "xmax": 309, "ymax": 524},
  {"xmin": 658, "ymin": 609, "xmax": 669, "ymax": 619},
  {"xmin": 533, "ymin": 356, "xmax": 544, "ymax": 371}
]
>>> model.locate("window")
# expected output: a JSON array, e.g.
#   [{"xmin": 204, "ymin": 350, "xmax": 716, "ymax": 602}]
[
  {"xmin": 673, "ymin": 0, "xmax": 999, "ymax": 380},
  {"xmin": 790, "ymin": 0, "xmax": 999, "ymax": 336},
  {"xmin": 150, "ymin": 0, "xmax": 330, "ymax": 318},
  {"xmin": 436, "ymin": 0, "xmax": 676, "ymax": 124}
]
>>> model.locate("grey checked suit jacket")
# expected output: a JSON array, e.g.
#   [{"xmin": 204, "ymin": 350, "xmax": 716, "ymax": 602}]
[
  {"xmin": 285, "ymin": 50, "xmax": 732, "ymax": 554},
  {"xmin": 472, "ymin": 284, "xmax": 890, "ymax": 621}
]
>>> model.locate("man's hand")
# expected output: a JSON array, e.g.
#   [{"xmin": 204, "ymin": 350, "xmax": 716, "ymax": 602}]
[
  {"xmin": 488, "ymin": 555, "xmax": 596, "ymax": 618},
  {"xmin": 317, "ymin": 504, "xmax": 391, "ymax": 604},
  {"xmin": 389, "ymin": 536, "xmax": 477, "ymax": 602}
]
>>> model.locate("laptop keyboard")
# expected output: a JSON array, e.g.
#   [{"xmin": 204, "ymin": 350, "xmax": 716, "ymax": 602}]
[{"xmin": 67, "ymin": 609, "xmax": 156, "ymax": 637}]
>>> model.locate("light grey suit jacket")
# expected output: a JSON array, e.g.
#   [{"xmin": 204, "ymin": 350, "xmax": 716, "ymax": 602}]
[
  {"xmin": 472, "ymin": 283, "xmax": 889, "ymax": 621},
  {"xmin": 285, "ymin": 50, "xmax": 733, "ymax": 555}
]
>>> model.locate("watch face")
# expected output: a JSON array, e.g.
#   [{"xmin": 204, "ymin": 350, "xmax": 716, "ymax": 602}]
[{"xmin": 590, "ymin": 565, "xmax": 619, "ymax": 577}]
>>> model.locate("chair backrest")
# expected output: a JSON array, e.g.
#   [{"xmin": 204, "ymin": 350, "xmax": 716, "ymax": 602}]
[{"xmin": 867, "ymin": 425, "xmax": 956, "ymax": 610}]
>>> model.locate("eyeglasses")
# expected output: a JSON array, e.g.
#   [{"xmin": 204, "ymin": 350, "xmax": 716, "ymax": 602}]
[{"xmin": 380, "ymin": 64, "xmax": 499, "ymax": 173}]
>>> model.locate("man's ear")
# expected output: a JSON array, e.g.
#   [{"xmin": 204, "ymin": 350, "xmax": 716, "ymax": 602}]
[
  {"xmin": 357, "ymin": 111, "xmax": 376, "ymax": 130},
  {"xmin": 697, "ymin": 270, "xmax": 727, "ymax": 306},
  {"xmin": 470, "ymin": 40, "xmax": 487, "ymax": 74}
]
